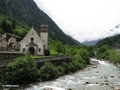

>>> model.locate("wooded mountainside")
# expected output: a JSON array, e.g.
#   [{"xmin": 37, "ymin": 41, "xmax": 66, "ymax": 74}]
[
  {"xmin": 0, "ymin": 0, "xmax": 81, "ymax": 45},
  {"xmin": 96, "ymin": 34, "xmax": 120, "ymax": 48}
]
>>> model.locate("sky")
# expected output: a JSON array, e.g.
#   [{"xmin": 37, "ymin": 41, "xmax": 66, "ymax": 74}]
[{"xmin": 34, "ymin": 0, "xmax": 120, "ymax": 42}]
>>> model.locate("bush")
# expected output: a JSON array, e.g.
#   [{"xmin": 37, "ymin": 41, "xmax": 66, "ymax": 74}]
[
  {"xmin": 5, "ymin": 53, "xmax": 38, "ymax": 84},
  {"xmin": 38, "ymin": 62, "xmax": 59, "ymax": 80},
  {"xmin": 77, "ymin": 48, "xmax": 90, "ymax": 64}
]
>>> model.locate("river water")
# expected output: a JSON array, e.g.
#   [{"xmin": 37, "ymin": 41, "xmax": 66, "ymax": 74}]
[{"xmin": 25, "ymin": 58, "xmax": 120, "ymax": 90}]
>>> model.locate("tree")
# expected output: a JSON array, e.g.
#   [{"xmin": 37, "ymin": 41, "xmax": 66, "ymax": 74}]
[
  {"xmin": 7, "ymin": 23, "xmax": 12, "ymax": 33},
  {"xmin": 12, "ymin": 19, "xmax": 17, "ymax": 29},
  {"xmin": 55, "ymin": 41, "xmax": 64, "ymax": 54},
  {"xmin": 1, "ymin": 18, "xmax": 12, "ymax": 33},
  {"xmin": 5, "ymin": 53, "xmax": 38, "ymax": 84},
  {"xmin": 77, "ymin": 48, "xmax": 90, "ymax": 64},
  {"xmin": 1, "ymin": 19, "xmax": 8, "ymax": 32}
]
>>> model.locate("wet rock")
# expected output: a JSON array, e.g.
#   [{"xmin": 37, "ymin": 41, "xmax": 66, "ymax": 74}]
[
  {"xmin": 95, "ymin": 82, "xmax": 98, "ymax": 84},
  {"xmin": 111, "ymin": 76, "xmax": 114, "ymax": 78},
  {"xmin": 118, "ymin": 76, "xmax": 120, "ymax": 78},
  {"xmin": 83, "ymin": 81, "xmax": 90, "ymax": 84},
  {"xmin": 105, "ymin": 83, "xmax": 109, "ymax": 85},
  {"xmin": 96, "ymin": 71, "xmax": 99, "ymax": 73},
  {"xmin": 109, "ymin": 83, "xmax": 114, "ymax": 89},
  {"xmin": 100, "ymin": 83, "xmax": 104, "ymax": 85},
  {"xmin": 68, "ymin": 88, "xmax": 72, "ymax": 90},
  {"xmin": 104, "ymin": 80, "xmax": 108, "ymax": 82},
  {"xmin": 44, "ymin": 87, "xmax": 52, "ymax": 90},
  {"xmin": 100, "ymin": 75, "xmax": 104, "ymax": 79},
  {"xmin": 92, "ymin": 66, "xmax": 97, "ymax": 68},
  {"xmin": 104, "ymin": 76, "xmax": 108, "ymax": 79},
  {"xmin": 114, "ymin": 87, "xmax": 120, "ymax": 90}
]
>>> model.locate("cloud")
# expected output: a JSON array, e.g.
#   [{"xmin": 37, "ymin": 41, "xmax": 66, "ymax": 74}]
[{"xmin": 34, "ymin": 0, "xmax": 120, "ymax": 42}]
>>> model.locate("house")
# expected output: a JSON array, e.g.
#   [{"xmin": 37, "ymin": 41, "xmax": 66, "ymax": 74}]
[
  {"xmin": 2, "ymin": 33, "xmax": 22, "ymax": 50},
  {"xmin": 0, "ymin": 36, "xmax": 7, "ymax": 51},
  {"xmin": 19, "ymin": 22, "xmax": 49, "ymax": 55}
]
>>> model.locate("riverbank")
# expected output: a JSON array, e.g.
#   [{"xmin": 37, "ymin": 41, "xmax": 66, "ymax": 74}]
[
  {"xmin": 95, "ymin": 57, "xmax": 120, "ymax": 67},
  {"xmin": 24, "ymin": 58, "xmax": 120, "ymax": 90}
]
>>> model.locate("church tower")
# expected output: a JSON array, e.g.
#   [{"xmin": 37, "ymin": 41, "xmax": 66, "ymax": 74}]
[{"xmin": 40, "ymin": 20, "xmax": 49, "ymax": 50}]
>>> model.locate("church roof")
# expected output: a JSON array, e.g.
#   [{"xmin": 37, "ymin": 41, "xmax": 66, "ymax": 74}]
[
  {"xmin": 0, "ymin": 36, "xmax": 6, "ymax": 42},
  {"xmin": 26, "ymin": 41, "xmax": 38, "ymax": 46},
  {"xmin": 19, "ymin": 27, "xmax": 45, "ymax": 45}
]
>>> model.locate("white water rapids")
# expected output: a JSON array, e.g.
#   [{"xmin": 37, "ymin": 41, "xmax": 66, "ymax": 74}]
[{"xmin": 25, "ymin": 58, "xmax": 120, "ymax": 90}]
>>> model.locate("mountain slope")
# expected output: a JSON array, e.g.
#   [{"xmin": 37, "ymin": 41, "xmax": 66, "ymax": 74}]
[
  {"xmin": 67, "ymin": 35, "xmax": 82, "ymax": 45},
  {"xmin": 82, "ymin": 40, "xmax": 100, "ymax": 46},
  {"xmin": 0, "ymin": 0, "xmax": 79, "ymax": 45},
  {"xmin": 96, "ymin": 25, "xmax": 120, "ymax": 48}
]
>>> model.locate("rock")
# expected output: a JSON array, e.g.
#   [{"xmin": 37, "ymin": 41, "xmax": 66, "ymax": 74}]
[
  {"xmin": 114, "ymin": 87, "xmax": 120, "ymax": 90},
  {"xmin": 100, "ymin": 83, "xmax": 104, "ymax": 85},
  {"xmin": 111, "ymin": 76, "xmax": 114, "ymax": 78},
  {"xmin": 92, "ymin": 66, "xmax": 97, "ymax": 68},
  {"xmin": 44, "ymin": 87, "xmax": 52, "ymax": 90},
  {"xmin": 68, "ymin": 88, "xmax": 72, "ymax": 90},
  {"xmin": 104, "ymin": 76, "xmax": 107, "ymax": 79},
  {"xmin": 95, "ymin": 82, "xmax": 98, "ymax": 84},
  {"xmin": 105, "ymin": 83, "xmax": 109, "ymax": 85},
  {"xmin": 96, "ymin": 71, "xmax": 99, "ymax": 73},
  {"xmin": 100, "ymin": 75, "xmax": 104, "ymax": 79},
  {"xmin": 104, "ymin": 80, "xmax": 108, "ymax": 82},
  {"xmin": 83, "ymin": 81, "xmax": 90, "ymax": 85},
  {"xmin": 109, "ymin": 83, "xmax": 114, "ymax": 89}
]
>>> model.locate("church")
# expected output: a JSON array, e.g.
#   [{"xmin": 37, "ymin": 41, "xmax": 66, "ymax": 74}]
[{"xmin": 19, "ymin": 22, "xmax": 49, "ymax": 55}]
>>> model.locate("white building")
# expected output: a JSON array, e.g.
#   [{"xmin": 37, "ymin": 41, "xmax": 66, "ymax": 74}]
[{"xmin": 19, "ymin": 23, "xmax": 49, "ymax": 55}]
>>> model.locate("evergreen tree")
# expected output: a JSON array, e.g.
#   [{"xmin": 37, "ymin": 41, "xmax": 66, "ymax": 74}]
[
  {"xmin": 1, "ymin": 19, "xmax": 8, "ymax": 32},
  {"xmin": 12, "ymin": 19, "xmax": 16, "ymax": 29}
]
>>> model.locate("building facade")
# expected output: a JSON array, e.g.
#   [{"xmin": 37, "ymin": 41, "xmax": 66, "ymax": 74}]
[
  {"xmin": 2, "ymin": 33, "xmax": 22, "ymax": 50},
  {"xmin": 19, "ymin": 23, "xmax": 49, "ymax": 55}
]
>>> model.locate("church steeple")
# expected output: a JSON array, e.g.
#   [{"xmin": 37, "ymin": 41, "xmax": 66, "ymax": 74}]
[
  {"xmin": 40, "ymin": 19, "xmax": 49, "ymax": 32},
  {"xmin": 40, "ymin": 19, "xmax": 49, "ymax": 50}
]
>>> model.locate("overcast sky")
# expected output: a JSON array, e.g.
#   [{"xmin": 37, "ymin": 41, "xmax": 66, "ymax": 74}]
[{"xmin": 34, "ymin": 0, "xmax": 120, "ymax": 42}]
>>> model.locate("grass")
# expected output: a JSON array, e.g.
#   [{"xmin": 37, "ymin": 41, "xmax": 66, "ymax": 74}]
[
  {"xmin": 31, "ymin": 55, "xmax": 48, "ymax": 59},
  {"xmin": 50, "ymin": 50, "xmax": 58, "ymax": 55},
  {"xmin": 31, "ymin": 50, "xmax": 58, "ymax": 59}
]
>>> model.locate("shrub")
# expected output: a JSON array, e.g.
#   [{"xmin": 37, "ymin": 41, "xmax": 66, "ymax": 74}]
[
  {"xmin": 5, "ymin": 53, "xmax": 38, "ymax": 84},
  {"xmin": 38, "ymin": 62, "xmax": 59, "ymax": 80}
]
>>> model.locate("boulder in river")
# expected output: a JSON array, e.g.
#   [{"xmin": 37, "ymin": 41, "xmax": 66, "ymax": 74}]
[
  {"xmin": 96, "ymin": 71, "xmax": 99, "ymax": 73},
  {"xmin": 104, "ymin": 80, "xmax": 109, "ymax": 82},
  {"xmin": 44, "ymin": 87, "xmax": 52, "ymax": 90},
  {"xmin": 114, "ymin": 87, "xmax": 120, "ymax": 90},
  {"xmin": 99, "ymin": 83, "xmax": 104, "ymax": 85},
  {"xmin": 83, "ymin": 81, "xmax": 91, "ymax": 85}
]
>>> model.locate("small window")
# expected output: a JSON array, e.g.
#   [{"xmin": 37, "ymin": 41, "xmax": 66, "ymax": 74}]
[
  {"xmin": 23, "ymin": 48, "xmax": 25, "ymax": 52},
  {"xmin": 39, "ymin": 48, "xmax": 41, "ymax": 52}
]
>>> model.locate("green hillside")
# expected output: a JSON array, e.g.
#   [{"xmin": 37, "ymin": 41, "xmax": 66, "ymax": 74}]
[
  {"xmin": 0, "ymin": 0, "xmax": 80, "ymax": 45},
  {"xmin": 96, "ymin": 34, "xmax": 120, "ymax": 48}
]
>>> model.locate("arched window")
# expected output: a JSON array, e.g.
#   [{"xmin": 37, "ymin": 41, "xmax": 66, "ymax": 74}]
[{"xmin": 30, "ymin": 37, "xmax": 34, "ymax": 42}]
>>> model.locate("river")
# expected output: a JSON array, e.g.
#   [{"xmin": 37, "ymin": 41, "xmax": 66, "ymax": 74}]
[{"xmin": 25, "ymin": 58, "xmax": 120, "ymax": 90}]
